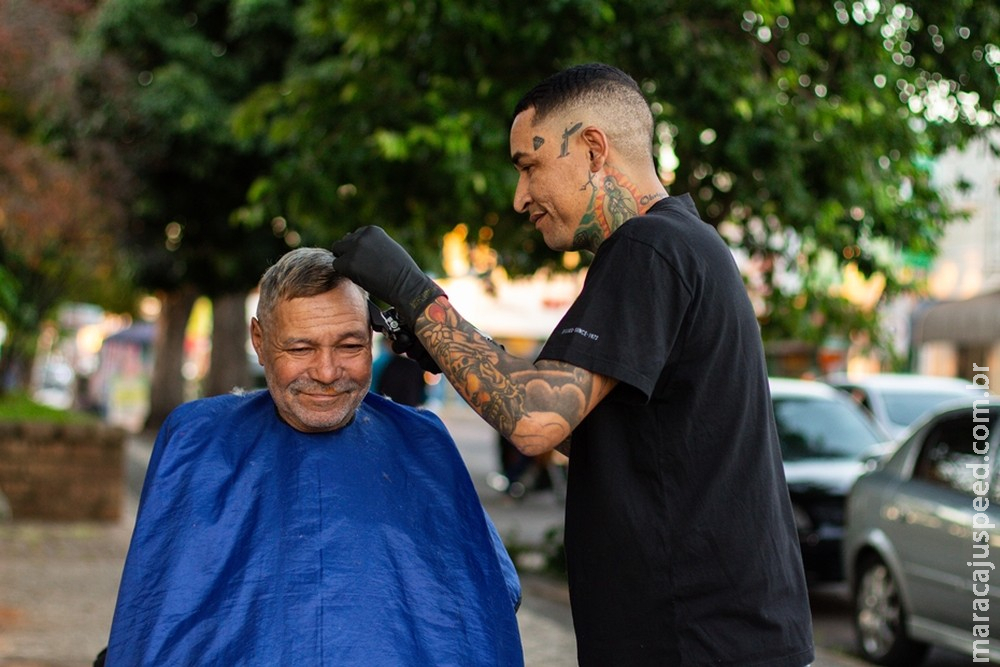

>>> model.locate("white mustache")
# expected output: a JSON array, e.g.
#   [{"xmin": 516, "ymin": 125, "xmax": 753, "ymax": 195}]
[{"xmin": 290, "ymin": 380, "xmax": 361, "ymax": 396}]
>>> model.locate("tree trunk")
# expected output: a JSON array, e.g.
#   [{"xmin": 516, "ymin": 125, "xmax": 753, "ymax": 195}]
[
  {"xmin": 145, "ymin": 285, "xmax": 198, "ymax": 431},
  {"xmin": 204, "ymin": 291, "xmax": 251, "ymax": 397},
  {"xmin": 0, "ymin": 331, "xmax": 34, "ymax": 396}
]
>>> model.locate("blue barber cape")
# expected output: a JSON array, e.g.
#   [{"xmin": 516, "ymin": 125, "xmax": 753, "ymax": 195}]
[{"xmin": 107, "ymin": 391, "xmax": 523, "ymax": 666}]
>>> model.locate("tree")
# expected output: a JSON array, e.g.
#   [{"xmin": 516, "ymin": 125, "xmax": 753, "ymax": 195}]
[
  {"xmin": 76, "ymin": 0, "xmax": 297, "ymax": 426},
  {"xmin": 233, "ymin": 0, "xmax": 999, "ymax": 357},
  {"xmin": 232, "ymin": 0, "xmax": 598, "ymax": 269},
  {"xmin": 0, "ymin": 133, "xmax": 132, "ymax": 392},
  {"xmin": 0, "ymin": 0, "xmax": 134, "ymax": 394}
]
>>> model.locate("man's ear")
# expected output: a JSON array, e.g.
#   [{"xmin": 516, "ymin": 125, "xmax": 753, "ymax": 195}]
[
  {"xmin": 249, "ymin": 317, "xmax": 265, "ymax": 364},
  {"xmin": 581, "ymin": 126, "xmax": 609, "ymax": 171}
]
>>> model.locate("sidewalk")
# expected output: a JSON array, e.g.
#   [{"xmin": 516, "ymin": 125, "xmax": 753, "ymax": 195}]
[
  {"xmin": 0, "ymin": 399, "xmax": 870, "ymax": 667},
  {"xmin": 0, "ymin": 508, "xmax": 132, "ymax": 666}
]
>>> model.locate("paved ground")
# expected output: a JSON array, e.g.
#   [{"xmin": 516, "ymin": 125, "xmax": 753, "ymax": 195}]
[{"xmin": 0, "ymin": 398, "xmax": 871, "ymax": 666}]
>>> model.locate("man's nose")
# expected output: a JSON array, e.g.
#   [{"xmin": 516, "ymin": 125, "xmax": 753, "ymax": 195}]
[
  {"xmin": 513, "ymin": 176, "xmax": 530, "ymax": 214},
  {"xmin": 311, "ymin": 350, "xmax": 342, "ymax": 383}
]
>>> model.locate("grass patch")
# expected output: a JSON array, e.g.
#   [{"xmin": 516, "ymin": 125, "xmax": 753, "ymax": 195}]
[{"xmin": 0, "ymin": 393, "xmax": 98, "ymax": 424}]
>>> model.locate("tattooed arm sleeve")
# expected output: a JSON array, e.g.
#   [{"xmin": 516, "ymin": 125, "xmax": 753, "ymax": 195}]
[{"xmin": 415, "ymin": 296, "xmax": 616, "ymax": 456}]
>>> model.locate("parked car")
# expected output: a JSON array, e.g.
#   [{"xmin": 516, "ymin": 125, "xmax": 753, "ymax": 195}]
[
  {"xmin": 770, "ymin": 378, "xmax": 895, "ymax": 582},
  {"xmin": 825, "ymin": 373, "xmax": 979, "ymax": 439},
  {"xmin": 844, "ymin": 396, "xmax": 1000, "ymax": 665}
]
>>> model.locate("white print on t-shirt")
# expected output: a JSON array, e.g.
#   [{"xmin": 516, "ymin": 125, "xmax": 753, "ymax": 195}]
[{"xmin": 560, "ymin": 327, "xmax": 599, "ymax": 341}]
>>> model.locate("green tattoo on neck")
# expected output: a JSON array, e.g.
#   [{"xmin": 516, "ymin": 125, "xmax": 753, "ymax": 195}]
[
  {"xmin": 574, "ymin": 187, "xmax": 605, "ymax": 253},
  {"xmin": 602, "ymin": 176, "xmax": 638, "ymax": 228}
]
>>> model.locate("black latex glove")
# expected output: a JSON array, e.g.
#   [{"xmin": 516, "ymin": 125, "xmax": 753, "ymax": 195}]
[{"xmin": 332, "ymin": 226, "xmax": 445, "ymax": 327}]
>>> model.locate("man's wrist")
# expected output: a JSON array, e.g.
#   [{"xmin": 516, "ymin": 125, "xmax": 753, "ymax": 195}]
[{"xmin": 402, "ymin": 282, "xmax": 446, "ymax": 326}]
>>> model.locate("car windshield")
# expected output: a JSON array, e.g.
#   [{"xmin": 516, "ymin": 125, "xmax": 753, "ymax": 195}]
[
  {"xmin": 881, "ymin": 391, "xmax": 969, "ymax": 428},
  {"xmin": 774, "ymin": 396, "xmax": 886, "ymax": 461}
]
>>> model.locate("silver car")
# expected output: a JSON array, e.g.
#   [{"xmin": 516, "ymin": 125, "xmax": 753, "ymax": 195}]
[
  {"xmin": 844, "ymin": 396, "xmax": 1000, "ymax": 665},
  {"xmin": 826, "ymin": 373, "xmax": 980, "ymax": 439}
]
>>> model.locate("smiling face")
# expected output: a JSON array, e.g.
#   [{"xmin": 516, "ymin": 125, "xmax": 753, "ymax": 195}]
[
  {"xmin": 251, "ymin": 282, "xmax": 373, "ymax": 433},
  {"xmin": 510, "ymin": 107, "xmax": 602, "ymax": 253}
]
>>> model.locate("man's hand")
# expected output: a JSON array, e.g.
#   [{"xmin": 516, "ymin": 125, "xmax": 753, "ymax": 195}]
[{"xmin": 332, "ymin": 226, "xmax": 445, "ymax": 326}]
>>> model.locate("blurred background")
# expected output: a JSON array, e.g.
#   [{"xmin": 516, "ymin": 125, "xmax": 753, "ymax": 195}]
[
  {"xmin": 0, "ymin": 0, "xmax": 997, "ymax": 425},
  {"xmin": 1, "ymin": 1, "xmax": 999, "ymax": 665}
]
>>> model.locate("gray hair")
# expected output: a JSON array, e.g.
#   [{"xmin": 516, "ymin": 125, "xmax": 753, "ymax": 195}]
[{"xmin": 255, "ymin": 247, "xmax": 364, "ymax": 328}]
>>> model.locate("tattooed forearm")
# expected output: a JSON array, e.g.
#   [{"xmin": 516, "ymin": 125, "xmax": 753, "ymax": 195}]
[
  {"xmin": 418, "ymin": 304, "xmax": 523, "ymax": 435},
  {"xmin": 418, "ymin": 299, "xmax": 527, "ymax": 436},
  {"xmin": 416, "ymin": 297, "xmax": 605, "ymax": 454}
]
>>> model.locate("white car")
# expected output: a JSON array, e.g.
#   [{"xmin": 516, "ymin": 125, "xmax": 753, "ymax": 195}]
[
  {"xmin": 770, "ymin": 378, "xmax": 894, "ymax": 582},
  {"xmin": 825, "ymin": 373, "xmax": 979, "ymax": 439}
]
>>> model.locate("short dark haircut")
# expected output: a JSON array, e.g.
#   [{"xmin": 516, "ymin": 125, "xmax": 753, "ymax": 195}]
[{"xmin": 512, "ymin": 63, "xmax": 654, "ymax": 164}]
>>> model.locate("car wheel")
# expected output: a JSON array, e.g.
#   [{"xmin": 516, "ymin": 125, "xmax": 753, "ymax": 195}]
[{"xmin": 854, "ymin": 556, "xmax": 929, "ymax": 666}]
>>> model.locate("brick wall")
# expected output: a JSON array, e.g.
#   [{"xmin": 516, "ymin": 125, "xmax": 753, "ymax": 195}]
[{"xmin": 0, "ymin": 421, "xmax": 125, "ymax": 521}]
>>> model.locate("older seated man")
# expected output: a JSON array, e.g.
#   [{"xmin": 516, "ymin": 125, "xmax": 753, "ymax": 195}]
[{"xmin": 103, "ymin": 248, "xmax": 523, "ymax": 666}]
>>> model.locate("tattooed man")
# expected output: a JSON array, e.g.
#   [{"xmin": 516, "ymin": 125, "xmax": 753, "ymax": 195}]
[{"xmin": 333, "ymin": 63, "xmax": 814, "ymax": 667}]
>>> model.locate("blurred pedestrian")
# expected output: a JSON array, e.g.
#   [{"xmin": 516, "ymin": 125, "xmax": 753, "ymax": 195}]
[
  {"xmin": 374, "ymin": 337, "xmax": 427, "ymax": 407},
  {"xmin": 333, "ymin": 63, "xmax": 814, "ymax": 666}
]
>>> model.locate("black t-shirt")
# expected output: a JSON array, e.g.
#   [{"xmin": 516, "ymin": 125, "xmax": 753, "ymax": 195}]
[{"xmin": 537, "ymin": 195, "xmax": 814, "ymax": 666}]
